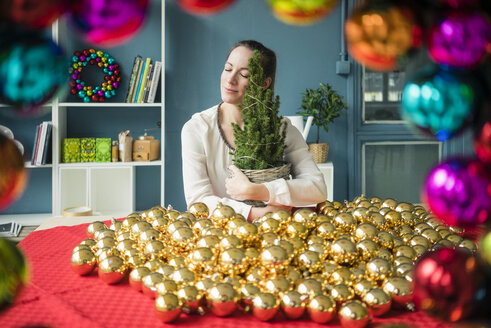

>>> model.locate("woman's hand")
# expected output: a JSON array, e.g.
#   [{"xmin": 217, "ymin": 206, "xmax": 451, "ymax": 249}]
[
  {"xmin": 225, "ymin": 165, "xmax": 269, "ymax": 201},
  {"xmin": 248, "ymin": 204, "xmax": 292, "ymax": 222}
]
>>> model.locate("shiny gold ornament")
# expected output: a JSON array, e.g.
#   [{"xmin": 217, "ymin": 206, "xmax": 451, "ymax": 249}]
[
  {"xmin": 144, "ymin": 258, "xmax": 166, "ymax": 272},
  {"xmin": 156, "ymin": 279, "xmax": 179, "ymax": 295},
  {"xmin": 287, "ymin": 236, "xmax": 306, "ymax": 254},
  {"xmin": 98, "ymin": 255, "xmax": 127, "ymax": 284},
  {"xmin": 72, "ymin": 244, "xmax": 92, "ymax": 254},
  {"xmin": 263, "ymin": 276, "xmax": 292, "ymax": 295},
  {"xmin": 246, "ymin": 267, "xmax": 263, "ymax": 284},
  {"xmin": 177, "ymin": 285, "xmax": 202, "ymax": 314},
  {"xmin": 352, "ymin": 207, "xmax": 369, "ymax": 222},
  {"xmin": 339, "ymin": 300, "xmax": 370, "ymax": 328},
  {"xmin": 285, "ymin": 266, "xmax": 302, "ymax": 283},
  {"xmin": 396, "ymin": 225, "xmax": 413, "ymax": 236},
  {"xmin": 437, "ymin": 228, "xmax": 451, "ymax": 239},
  {"xmin": 384, "ymin": 210, "xmax": 402, "ymax": 227},
  {"xmin": 285, "ymin": 221, "xmax": 309, "ymax": 239},
  {"xmin": 71, "ymin": 249, "xmax": 96, "ymax": 275},
  {"xmin": 354, "ymin": 223, "xmax": 378, "ymax": 242},
  {"xmin": 414, "ymin": 222, "xmax": 432, "ymax": 234},
  {"xmin": 298, "ymin": 250, "xmax": 322, "ymax": 273},
  {"xmin": 196, "ymin": 235, "xmax": 220, "ymax": 249},
  {"xmin": 129, "ymin": 266, "xmax": 151, "ymax": 291},
  {"xmin": 281, "ymin": 290, "xmax": 305, "ymax": 319},
  {"xmin": 94, "ymin": 229, "xmax": 116, "ymax": 241},
  {"xmin": 330, "ymin": 238, "xmax": 358, "ymax": 265},
  {"xmin": 122, "ymin": 217, "xmax": 141, "ymax": 231},
  {"xmin": 130, "ymin": 220, "xmax": 153, "ymax": 237},
  {"xmin": 400, "ymin": 233, "xmax": 414, "ymax": 244},
  {"xmin": 271, "ymin": 209, "xmax": 291, "ymax": 222},
  {"xmin": 116, "ymin": 231, "xmax": 131, "ymax": 242},
  {"xmin": 420, "ymin": 228, "xmax": 442, "ymax": 244},
  {"xmin": 142, "ymin": 272, "xmax": 164, "ymax": 298},
  {"xmin": 363, "ymin": 287, "xmax": 391, "ymax": 317},
  {"xmin": 376, "ymin": 248, "xmax": 392, "ymax": 262},
  {"xmin": 207, "ymin": 283, "xmax": 239, "ymax": 317},
  {"xmin": 155, "ymin": 293, "xmax": 182, "ymax": 323},
  {"xmin": 316, "ymin": 222, "xmax": 336, "ymax": 240},
  {"xmin": 315, "ymin": 214, "xmax": 331, "ymax": 225},
  {"xmin": 458, "ymin": 239, "xmax": 478, "ymax": 252},
  {"xmin": 189, "ymin": 202, "xmax": 209, "ymax": 219},
  {"xmin": 168, "ymin": 256, "xmax": 187, "ymax": 268},
  {"xmin": 109, "ymin": 219, "xmax": 123, "ymax": 232},
  {"xmin": 400, "ymin": 211, "xmax": 418, "ymax": 227},
  {"xmin": 379, "ymin": 207, "xmax": 391, "ymax": 216},
  {"xmin": 382, "ymin": 276, "xmax": 413, "ymax": 308},
  {"xmin": 126, "ymin": 254, "xmax": 146, "ymax": 268},
  {"xmin": 244, "ymin": 247, "xmax": 261, "ymax": 267},
  {"xmin": 195, "ymin": 277, "xmax": 214, "ymax": 292},
  {"xmin": 172, "ymin": 267, "xmax": 195, "ymax": 286},
  {"xmin": 370, "ymin": 212, "xmax": 386, "ymax": 229},
  {"xmin": 171, "ymin": 226, "xmax": 195, "ymax": 251},
  {"xmin": 357, "ymin": 201, "xmax": 372, "ymax": 208},
  {"xmin": 227, "ymin": 216, "xmax": 246, "ymax": 234},
  {"xmin": 189, "ymin": 247, "xmax": 215, "ymax": 273},
  {"xmin": 446, "ymin": 233, "xmax": 464, "ymax": 245},
  {"xmin": 370, "ymin": 196, "xmax": 382, "ymax": 204},
  {"xmin": 240, "ymin": 282, "xmax": 261, "ymax": 311},
  {"xmin": 292, "ymin": 208, "xmax": 317, "ymax": 229},
  {"xmin": 116, "ymin": 239, "xmax": 136, "ymax": 253},
  {"xmin": 211, "ymin": 202, "xmax": 236, "ymax": 228},
  {"xmin": 356, "ymin": 239, "xmax": 379, "ymax": 262},
  {"xmin": 412, "ymin": 245, "xmax": 427, "ymax": 257},
  {"xmin": 333, "ymin": 213, "xmax": 357, "ymax": 232},
  {"xmin": 393, "ymin": 256, "xmax": 413, "ymax": 266},
  {"xmin": 139, "ymin": 228, "xmax": 161, "ymax": 244},
  {"xmin": 381, "ymin": 198, "xmax": 397, "ymax": 210},
  {"xmin": 80, "ymin": 238, "xmax": 97, "ymax": 248},
  {"xmin": 220, "ymin": 247, "xmax": 247, "ymax": 276},
  {"xmin": 377, "ymin": 231, "xmax": 394, "ymax": 249},
  {"xmin": 234, "ymin": 222, "xmax": 259, "ymax": 246},
  {"xmin": 394, "ymin": 245, "xmax": 417, "ymax": 260},
  {"xmin": 366, "ymin": 257, "xmax": 393, "ymax": 282},
  {"xmin": 330, "ymin": 284, "xmax": 355, "ymax": 303},
  {"xmin": 395, "ymin": 202, "xmax": 414, "ymax": 213},
  {"xmin": 308, "ymin": 243, "xmax": 326, "ymax": 257},
  {"xmin": 276, "ymin": 240, "xmax": 294, "ymax": 259},
  {"xmin": 252, "ymin": 292, "xmax": 280, "ymax": 321},
  {"xmin": 165, "ymin": 209, "xmax": 181, "ymax": 221},
  {"xmin": 192, "ymin": 218, "xmax": 213, "ymax": 233},
  {"xmin": 354, "ymin": 279, "xmax": 376, "ymax": 297},
  {"xmin": 297, "ymin": 278, "xmax": 323, "ymax": 301},
  {"xmin": 332, "ymin": 200, "xmax": 343, "ymax": 209},
  {"xmin": 328, "ymin": 267, "xmax": 354, "ymax": 286},
  {"xmin": 424, "ymin": 217, "xmax": 441, "ymax": 229},
  {"xmin": 177, "ymin": 211, "xmax": 196, "ymax": 224},
  {"xmin": 258, "ymin": 218, "xmax": 281, "ymax": 234},
  {"xmin": 260, "ymin": 232, "xmax": 279, "ymax": 248},
  {"xmin": 261, "ymin": 245, "xmax": 289, "ymax": 269},
  {"xmin": 307, "ymin": 294, "xmax": 336, "ymax": 324},
  {"xmin": 86, "ymin": 221, "xmax": 107, "ymax": 238},
  {"xmin": 449, "ymin": 225, "xmax": 465, "ymax": 234},
  {"xmin": 395, "ymin": 263, "xmax": 414, "ymax": 277},
  {"xmin": 144, "ymin": 240, "xmax": 165, "ymax": 259},
  {"xmin": 95, "ymin": 237, "xmax": 116, "ymax": 250},
  {"xmin": 323, "ymin": 206, "xmax": 339, "ymax": 217},
  {"xmin": 317, "ymin": 200, "xmax": 332, "ymax": 213},
  {"xmin": 409, "ymin": 235, "xmax": 430, "ymax": 249},
  {"xmin": 166, "ymin": 220, "xmax": 189, "ymax": 235},
  {"xmin": 393, "ymin": 236, "xmax": 404, "ymax": 248}
]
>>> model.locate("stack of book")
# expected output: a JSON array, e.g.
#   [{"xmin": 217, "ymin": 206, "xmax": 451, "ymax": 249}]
[
  {"xmin": 125, "ymin": 55, "xmax": 162, "ymax": 103},
  {"xmin": 30, "ymin": 121, "xmax": 52, "ymax": 166},
  {"xmin": 0, "ymin": 221, "xmax": 22, "ymax": 238}
]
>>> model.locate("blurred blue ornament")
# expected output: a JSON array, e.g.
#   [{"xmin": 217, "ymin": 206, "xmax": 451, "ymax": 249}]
[
  {"xmin": 0, "ymin": 30, "xmax": 68, "ymax": 117},
  {"xmin": 401, "ymin": 66, "xmax": 479, "ymax": 141}
]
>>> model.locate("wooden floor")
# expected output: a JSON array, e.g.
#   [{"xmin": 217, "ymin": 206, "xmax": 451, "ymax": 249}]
[{"xmin": 4, "ymin": 226, "xmax": 39, "ymax": 244}]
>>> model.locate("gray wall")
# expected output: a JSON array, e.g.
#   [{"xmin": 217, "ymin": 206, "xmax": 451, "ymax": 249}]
[{"xmin": 165, "ymin": 0, "xmax": 349, "ymax": 211}]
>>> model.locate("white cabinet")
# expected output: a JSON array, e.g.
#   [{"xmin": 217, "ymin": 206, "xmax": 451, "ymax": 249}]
[{"xmin": 317, "ymin": 162, "xmax": 334, "ymax": 202}]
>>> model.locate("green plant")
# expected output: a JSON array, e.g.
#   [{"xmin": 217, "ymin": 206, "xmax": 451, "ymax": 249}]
[
  {"xmin": 232, "ymin": 50, "xmax": 287, "ymax": 170},
  {"xmin": 297, "ymin": 82, "xmax": 348, "ymax": 143}
]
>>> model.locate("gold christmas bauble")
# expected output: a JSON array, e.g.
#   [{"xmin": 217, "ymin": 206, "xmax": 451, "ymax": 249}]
[
  {"xmin": 139, "ymin": 228, "xmax": 161, "ymax": 244},
  {"xmin": 252, "ymin": 292, "xmax": 280, "ymax": 321},
  {"xmin": 142, "ymin": 272, "xmax": 164, "ymax": 298},
  {"xmin": 207, "ymin": 283, "xmax": 239, "ymax": 317},
  {"xmin": 381, "ymin": 198, "xmax": 397, "ymax": 210},
  {"xmin": 263, "ymin": 276, "xmax": 292, "ymax": 295},
  {"xmin": 189, "ymin": 202, "xmax": 209, "ymax": 219},
  {"xmin": 330, "ymin": 284, "xmax": 355, "ymax": 303},
  {"xmin": 193, "ymin": 218, "xmax": 213, "ymax": 233},
  {"xmin": 168, "ymin": 256, "xmax": 187, "ymax": 268},
  {"xmin": 352, "ymin": 207, "xmax": 369, "ymax": 222},
  {"xmin": 409, "ymin": 235, "xmax": 430, "ymax": 249},
  {"xmin": 220, "ymin": 247, "xmax": 247, "ymax": 276},
  {"xmin": 328, "ymin": 267, "xmax": 354, "ymax": 286},
  {"xmin": 258, "ymin": 218, "xmax": 281, "ymax": 234},
  {"xmin": 366, "ymin": 257, "xmax": 393, "ymax": 282},
  {"xmin": 292, "ymin": 208, "xmax": 317, "ymax": 229},
  {"xmin": 382, "ymin": 276, "xmax": 413, "ymax": 308},
  {"xmin": 333, "ymin": 213, "xmax": 357, "ymax": 232},
  {"xmin": 93, "ymin": 229, "xmax": 116, "ymax": 241},
  {"xmin": 394, "ymin": 245, "xmax": 417, "ymax": 260},
  {"xmin": 86, "ymin": 221, "xmax": 107, "ymax": 238},
  {"xmin": 211, "ymin": 203, "xmax": 236, "ymax": 227},
  {"xmin": 195, "ymin": 277, "xmax": 214, "ymax": 292},
  {"xmin": 271, "ymin": 209, "xmax": 291, "ymax": 221},
  {"xmin": 234, "ymin": 222, "xmax": 259, "ymax": 246},
  {"xmin": 356, "ymin": 239, "xmax": 379, "ymax": 262},
  {"xmin": 71, "ymin": 249, "xmax": 96, "ymax": 275},
  {"xmin": 129, "ymin": 266, "xmax": 151, "ymax": 291},
  {"xmin": 298, "ymin": 250, "xmax": 322, "ymax": 273},
  {"xmin": 316, "ymin": 222, "xmax": 336, "ymax": 240},
  {"xmin": 338, "ymin": 300, "xmax": 370, "ymax": 328},
  {"xmin": 144, "ymin": 240, "xmax": 165, "ymax": 259},
  {"xmin": 240, "ymin": 282, "xmax": 261, "ymax": 309},
  {"xmin": 130, "ymin": 221, "xmax": 153, "ymax": 237},
  {"xmin": 281, "ymin": 290, "xmax": 305, "ymax": 319},
  {"xmin": 155, "ymin": 293, "xmax": 182, "ymax": 323},
  {"xmin": 363, "ymin": 287, "xmax": 391, "ymax": 317},
  {"xmin": 354, "ymin": 279, "xmax": 376, "ymax": 297},
  {"xmin": 177, "ymin": 285, "xmax": 202, "ymax": 314},
  {"xmin": 354, "ymin": 222, "xmax": 378, "ymax": 242},
  {"xmin": 458, "ymin": 239, "xmax": 478, "ymax": 252},
  {"xmin": 285, "ymin": 221, "xmax": 309, "ymax": 239},
  {"xmin": 261, "ymin": 245, "xmax": 289, "ymax": 267},
  {"xmin": 370, "ymin": 212, "xmax": 386, "ymax": 229},
  {"xmin": 330, "ymin": 238, "xmax": 358, "ymax": 265},
  {"xmin": 260, "ymin": 232, "xmax": 279, "ymax": 248},
  {"xmin": 172, "ymin": 267, "xmax": 195, "ymax": 286},
  {"xmin": 98, "ymin": 255, "xmax": 127, "ymax": 284},
  {"xmin": 166, "ymin": 220, "xmax": 189, "ymax": 235},
  {"xmin": 307, "ymin": 294, "xmax": 336, "ymax": 324},
  {"xmin": 297, "ymin": 278, "xmax": 323, "ymax": 300},
  {"xmin": 109, "ymin": 219, "xmax": 123, "ymax": 232}
]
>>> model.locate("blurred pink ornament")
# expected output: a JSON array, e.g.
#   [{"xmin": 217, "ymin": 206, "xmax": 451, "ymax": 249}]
[
  {"xmin": 438, "ymin": 0, "xmax": 477, "ymax": 8},
  {"xmin": 69, "ymin": 0, "xmax": 149, "ymax": 46},
  {"xmin": 428, "ymin": 10, "xmax": 491, "ymax": 68},
  {"xmin": 423, "ymin": 157, "xmax": 491, "ymax": 228},
  {"xmin": 413, "ymin": 247, "xmax": 487, "ymax": 322}
]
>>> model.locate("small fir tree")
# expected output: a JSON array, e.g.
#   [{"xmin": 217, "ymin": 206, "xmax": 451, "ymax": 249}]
[{"xmin": 232, "ymin": 50, "xmax": 287, "ymax": 170}]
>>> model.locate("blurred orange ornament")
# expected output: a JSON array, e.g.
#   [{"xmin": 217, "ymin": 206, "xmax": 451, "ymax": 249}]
[
  {"xmin": 268, "ymin": 0, "xmax": 339, "ymax": 26},
  {"xmin": 0, "ymin": 134, "xmax": 27, "ymax": 212},
  {"xmin": 177, "ymin": 0, "xmax": 235, "ymax": 15},
  {"xmin": 345, "ymin": 0, "xmax": 422, "ymax": 71}
]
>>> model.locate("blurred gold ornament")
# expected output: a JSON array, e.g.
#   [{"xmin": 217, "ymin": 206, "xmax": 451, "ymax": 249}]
[
  {"xmin": 316, "ymin": 222, "xmax": 336, "ymax": 240},
  {"xmin": 356, "ymin": 239, "xmax": 379, "ymax": 261},
  {"xmin": 393, "ymin": 256, "xmax": 413, "ymax": 266},
  {"xmin": 382, "ymin": 276, "xmax": 413, "ymax": 308},
  {"xmin": 263, "ymin": 276, "xmax": 291, "ymax": 295},
  {"xmin": 458, "ymin": 239, "xmax": 478, "ymax": 252},
  {"xmin": 130, "ymin": 221, "xmax": 153, "ymax": 237},
  {"xmin": 252, "ymin": 292, "xmax": 280, "ymax": 321},
  {"xmin": 396, "ymin": 202, "xmax": 413, "ymax": 213},
  {"xmin": 298, "ymin": 250, "xmax": 322, "ymax": 273},
  {"xmin": 261, "ymin": 232, "xmax": 279, "ymax": 248},
  {"xmin": 177, "ymin": 285, "xmax": 202, "ymax": 314},
  {"xmin": 168, "ymin": 256, "xmax": 187, "ymax": 268},
  {"xmin": 189, "ymin": 202, "xmax": 209, "ymax": 219},
  {"xmin": 240, "ymin": 282, "xmax": 260, "ymax": 311},
  {"xmin": 352, "ymin": 207, "xmax": 369, "ymax": 222},
  {"xmin": 446, "ymin": 233, "xmax": 464, "ymax": 245},
  {"xmin": 297, "ymin": 278, "xmax": 323, "ymax": 301},
  {"xmin": 409, "ymin": 235, "xmax": 430, "ymax": 249},
  {"xmin": 129, "ymin": 266, "xmax": 151, "ymax": 291},
  {"xmin": 333, "ymin": 213, "xmax": 357, "ymax": 232},
  {"xmin": 211, "ymin": 202, "xmax": 236, "ymax": 228},
  {"xmin": 338, "ymin": 300, "xmax": 370, "ymax": 328},
  {"xmin": 220, "ymin": 247, "xmax": 247, "ymax": 276},
  {"xmin": 142, "ymin": 272, "xmax": 164, "ymax": 298},
  {"xmin": 370, "ymin": 212, "xmax": 386, "ymax": 229},
  {"xmin": 354, "ymin": 279, "xmax": 376, "ymax": 297},
  {"xmin": 330, "ymin": 284, "xmax": 355, "ymax": 303},
  {"xmin": 366, "ymin": 257, "xmax": 393, "ymax": 282},
  {"xmin": 307, "ymin": 294, "xmax": 336, "ymax": 324},
  {"xmin": 155, "ymin": 293, "xmax": 182, "ymax": 323},
  {"xmin": 329, "ymin": 267, "xmax": 354, "ymax": 286},
  {"xmin": 381, "ymin": 198, "xmax": 397, "ymax": 210},
  {"xmin": 207, "ymin": 283, "xmax": 239, "ymax": 316},
  {"xmin": 354, "ymin": 222, "xmax": 378, "ymax": 241},
  {"xmin": 86, "ymin": 221, "xmax": 107, "ymax": 238},
  {"xmin": 330, "ymin": 238, "xmax": 358, "ymax": 265},
  {"xmin": 281, "ymin": 290, "xmax": 305, "ymax": 319},
  {"xmin": 93, "ymin": 229, "xmax": 116, "ymax": 241},
  {"xmin": 394, "ymin": 245, "xmax": 417, "ymax": 260},
  {"xmin": 98, "ymin": 255, "xmax": 127, "ymax": 284},
  {"xmin": 292, "ymin": 208, "xmax": 317, "ymax": 229},
  {"xmin": 363, "ymin": 287, "xmax": 391, "ymax": 317},
  {"xmin": 144, "ymin": 240, "xmax": 165, "ymax": 259},
  {"xmin": 71, "ymin": 248, "xmax": 96, "ymax": 275}
]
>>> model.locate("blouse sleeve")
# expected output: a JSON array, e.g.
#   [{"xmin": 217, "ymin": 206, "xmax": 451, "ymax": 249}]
[
  {"xmin": 181, "ymin": 117, "xmax": 252, "ymax": 218},
  {"xmin": 262, "ymin": 120, "xmax": 328, "ymax": 206}
]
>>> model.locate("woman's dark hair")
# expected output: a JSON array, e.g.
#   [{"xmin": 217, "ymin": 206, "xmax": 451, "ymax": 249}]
[{"xmin": 228, "ymin": 40, "xmax": 277, "ymax": 90}]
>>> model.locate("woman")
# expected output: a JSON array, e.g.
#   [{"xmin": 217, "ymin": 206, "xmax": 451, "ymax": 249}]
[{"xmin": 181, "ymin": 40, "xmax": 327, "ymax": 221}]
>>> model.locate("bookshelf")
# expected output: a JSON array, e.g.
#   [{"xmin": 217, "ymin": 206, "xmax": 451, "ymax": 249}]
[{"xmin": 0, "ymin": 0, "xmax": 165, "ymax": 223}]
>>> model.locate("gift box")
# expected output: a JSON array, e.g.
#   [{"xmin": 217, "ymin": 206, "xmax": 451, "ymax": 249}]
[
  {"xmin": 96, "ymin": 138, "xmax": 111, "ymax": 162},
  {"xmin": 63, "ymin": 138, "xmax": 81, "ymax": 163},
  {"xmin": 133, "ymin": 136, "xmax": 160, "ymax": 161},
  {"xmin": 81, "ymin": 138, "xmax": 96, "ymax": 162}
]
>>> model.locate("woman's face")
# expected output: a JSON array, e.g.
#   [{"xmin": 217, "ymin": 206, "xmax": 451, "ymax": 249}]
[{"xmin": 220, "ymin": 46, "xmax": 254, "ymax": 105}]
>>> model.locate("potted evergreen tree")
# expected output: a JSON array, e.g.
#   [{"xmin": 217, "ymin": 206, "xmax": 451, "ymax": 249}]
[
  {"xmin": 297, "ymin": 82, "xmax": 347, "ymax": 163},
  {"xmin": 231, "ymin": 50, "xmax": 289, "ymax": 206}
]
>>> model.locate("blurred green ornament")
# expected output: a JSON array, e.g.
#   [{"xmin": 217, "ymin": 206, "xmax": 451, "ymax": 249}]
[
  {"xmin": 0, "ymin": 238, "xmax": 29, "ymax": 311},
  {"xmin": 479, "ymin": 230, "xmax": 491, "ymax": 266}
]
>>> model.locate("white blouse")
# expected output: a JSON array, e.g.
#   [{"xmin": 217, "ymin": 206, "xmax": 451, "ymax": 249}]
[{"xmin": 181, "ymin": 104, "xmax": 327, "ymax": 218}]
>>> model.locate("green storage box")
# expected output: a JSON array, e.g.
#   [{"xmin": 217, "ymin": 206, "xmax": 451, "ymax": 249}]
[
  {"xmin": 81, "ymin": 138, "xmax": 96, "ymax": 162},
  {"xmin": 63, "ymin": 138, "xmax": 81, "ymax": 163},
  {"xmin": 96, "ymin": 138, "xmax": 111, "ymax": 162}
]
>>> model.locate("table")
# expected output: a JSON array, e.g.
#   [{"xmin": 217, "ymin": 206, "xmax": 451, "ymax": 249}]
[{"xmin": 0, "ymin": 220, "xmax": 455, "ymax": 328}]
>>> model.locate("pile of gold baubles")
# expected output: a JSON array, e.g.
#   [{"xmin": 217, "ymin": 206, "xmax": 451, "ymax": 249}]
[{"xmin": 70, "ymin": 196, "xmax": 478, "ymax": 327}]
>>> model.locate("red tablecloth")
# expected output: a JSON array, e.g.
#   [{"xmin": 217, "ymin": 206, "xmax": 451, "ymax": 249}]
[{"xmin": 0, "ymin": 223, "xmax": 455, "ymax": 328}]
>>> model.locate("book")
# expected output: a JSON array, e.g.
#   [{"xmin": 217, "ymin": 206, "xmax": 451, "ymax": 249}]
[
  {"xmin": 80, "ymin": 137, "xmax": 96, "ymax": 163},
  {"xmin": 142, "ymin": 63, "xmax": 153, "ymax": 103},
  {"xmin": 131, "ymin": 58, "xmax": 144, "ymax": 103},
  {"xmin": 125, "ymin": 55, "xmax": 142, "ymax": 103},
  {"xmin": 41, "ymin": 122, "xmax": 52, "ymax": 165},
  {"xmin": 133, "ymin": 59, "xmax": 147, "ymax": 103},
  {"xmin": 137, "ymin": 57, "xmax": 152, "ymax": 103},
  {"xmin": 36, "ymin": 121, "xmax": 49, "ymax": 166},
  {"xmin": 0, "ymin": 221, "xmax": 22, "ymax": 238},
  {"xmin": 30, "ymin": 124, "xmax": 40, "ymax": 165},
  {"xmin": 95, "ymin": 138, "xmax": 111, "ymax": 162},
  {"xmin": 63, "ymin": 138, "xmax": 81, "ymax": 163},
  {"xmin": 33, "ymin": 122, "xmax": 43, "ymax": 165},
  {"xmin": 147, "ymin": 61, "xmax": 162, "ymax": 104}
]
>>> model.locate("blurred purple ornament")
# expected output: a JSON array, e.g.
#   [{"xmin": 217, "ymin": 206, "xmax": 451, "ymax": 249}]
[
  {"xmin": 428, "ymin": 11, "xmax": 491, "ymax": 69},
  {"xmin": 413, "ymin": 247, "xmax": 487, "ymax": 322},
  {"xmin": 69, "ymin": 0, "xmax": 149, "ymax": 47},
  {"xmin": 423, "ymin": 157, "xmax": 491, "ymax": 228},
  {"xmin": 401, "ymin": 66, "xmax": 479, "ymax": 141}
]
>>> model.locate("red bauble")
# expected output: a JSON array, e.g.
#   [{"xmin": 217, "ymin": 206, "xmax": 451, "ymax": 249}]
[
  {"xmin": 413, "ymin": 247, "xmax": 486, "ymax": 321},
  {"xmin": 0, "ymin": 0, "xmax": 68, "ymax": 29},
  {"xmin": 0, "ymin": 134, "xmax": 28, "ymax": 212},
  {"xmin": 178, "ymin": 0, "xmax": 235, "ymax": 15}
]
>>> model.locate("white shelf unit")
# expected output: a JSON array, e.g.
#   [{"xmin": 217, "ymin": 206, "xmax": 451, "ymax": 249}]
[
  {"xmin": 317, "ymin": 162, "xmax": 334, "ymax": 202},
  {"xmin": 0, "ymin": 0, "xmax": 165, "ymax": 223}
]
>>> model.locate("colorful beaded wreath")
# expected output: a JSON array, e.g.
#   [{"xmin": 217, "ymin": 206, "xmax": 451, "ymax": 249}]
[{"xmin": 69, "ymin": 48, "xmax": 121, "ymax": 103}]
